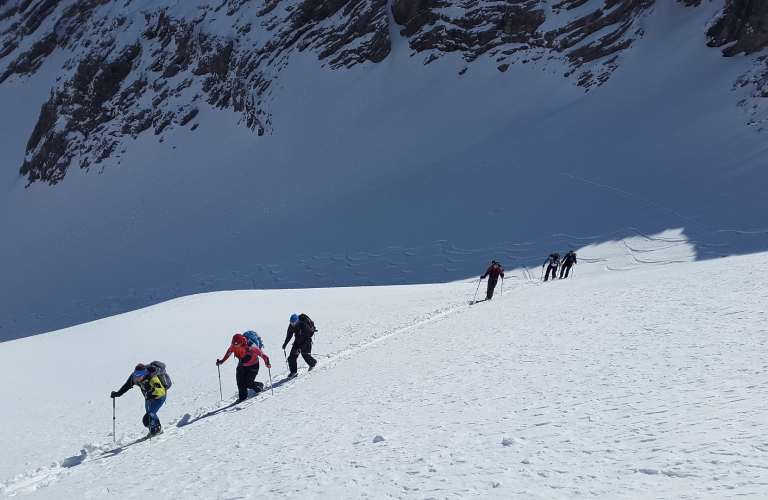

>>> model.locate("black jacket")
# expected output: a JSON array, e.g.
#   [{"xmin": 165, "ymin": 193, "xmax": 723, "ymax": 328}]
[
  {"xmin": 562, "ymin": 252, "xmax": 577, "ymax": 265},
  {"xmin": 481, "ymin": 266, "xmax": 504, "ymax": 283},
  {"xmin": 284, "ymin": 321, "xmax": 313, "ymax": 349}
]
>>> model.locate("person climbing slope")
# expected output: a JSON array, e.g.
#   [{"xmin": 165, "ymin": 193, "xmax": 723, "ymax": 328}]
[
  {"xmin": 283, "ymin": 314, "xmax": 317, "ymax": 378},
  {"xmin": 560, "ymin": 250, "xmax": 577, "ymax": 278},
  {"xmin": 542, "ymin": 253, "xmax": 560, "ymax": 282},
  {"xmin": 216, "ymin": 333, "xmax": 271, "ymax": 402},
  {"xmin": 480, "ymin": 260, "xmax": 504, "ymax": 300},
  {"xmin": 111, "ymin": 361, "xmax": 171, "ymax": 437}
]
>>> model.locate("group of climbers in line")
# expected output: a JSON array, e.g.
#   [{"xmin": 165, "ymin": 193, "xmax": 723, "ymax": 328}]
[
  {"xmin": 110, "ymin": 313, "xmax": 316, "ymax": 438},
  {"xmin": 541, "ymin": 250, "xmax": 577, "ymax": 281},
  {"xmin": 110, "ymin": 251, "xmax": 581, "ymax": 438},
  {"xmin": 478, "ymin": 250, "xmax": 578, "ymax": 297}
]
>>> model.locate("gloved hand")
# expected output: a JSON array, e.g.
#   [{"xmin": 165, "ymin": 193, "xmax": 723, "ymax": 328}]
[
  {"xmin": 479, "ymin": 275, "xmax": 484, "ymax": 279},
  {"xmin": 215, "ymin": 359, "xmax": 222, "ymax": 366},
  {"xmin": 263, "ymin": 355, "xmax": 271, "ymax": 368},
  {"xmin": 282, "ymin": 343, "xmax": 288, "ymax": 350},
  {"xmin": 110, "ymin": 391, "xmax": 118, "ymax": 398},
  {"xmin": 541, "ymin": 264, "xmax": 545, "ymax": 268}
]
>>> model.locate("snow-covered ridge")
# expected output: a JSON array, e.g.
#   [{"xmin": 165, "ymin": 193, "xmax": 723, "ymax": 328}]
[
  {"xmin": 0, "ymin": 228, "xmax": 708, "ymax": 340},
  {"xmin": 0, "ymin": 251, "xmax": 766, "ymax": 498},
  {"xmin": 2, "ymin": 0, "xmax": 768, "ymax": 185}
]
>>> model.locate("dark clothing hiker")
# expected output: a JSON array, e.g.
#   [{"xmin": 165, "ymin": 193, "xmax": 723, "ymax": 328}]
[
  {"xmin": 560, "ymin": 251, "xmax": 577, "ymax": 278},
  {"xmin": 480, "ymin": 261, "xmax": 504, "ymax": 300},
  {"xmin": 283, "ymin": 313, "xmax": 317, "ymax": 377}
]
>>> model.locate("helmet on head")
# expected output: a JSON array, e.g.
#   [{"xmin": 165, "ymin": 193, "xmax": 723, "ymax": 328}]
[{"xmin": 290, "ymin": 314, "xmax": 299, "ymax": 324}]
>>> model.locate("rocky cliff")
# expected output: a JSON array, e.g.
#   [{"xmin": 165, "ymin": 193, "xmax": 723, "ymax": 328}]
[{"xmin": 1, "ymin": 0, "xmax": 767, "ymax": 185}]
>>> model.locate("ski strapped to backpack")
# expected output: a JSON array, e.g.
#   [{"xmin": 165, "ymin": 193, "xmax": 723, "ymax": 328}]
[
  {"xmin": 298, "ymin": 314, "xmax": 317, "ymax": 335},
  {"xmin": 243, "ymin": 330, "xmax": 264, "ymax": 349},
  {"xmin": 148, "ymin": 361, "xmax": 172, "ymax": 390}
]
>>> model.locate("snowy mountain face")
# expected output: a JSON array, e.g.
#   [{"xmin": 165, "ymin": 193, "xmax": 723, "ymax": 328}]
[
  {"xmin": 0, "ymin": 0, "xmax": 766, "ymax": 185},
  {"xmin": 2, "ymin": 0, "xmax": 768, "ymax": 340}
]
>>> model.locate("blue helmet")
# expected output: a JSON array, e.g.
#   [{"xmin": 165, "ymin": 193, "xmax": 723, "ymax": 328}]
[{"xmin": 290, "ymin": 314, "xmax": 299, "ymax": 323}]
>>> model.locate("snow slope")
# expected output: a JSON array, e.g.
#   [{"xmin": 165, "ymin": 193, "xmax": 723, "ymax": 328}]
[
  {"xmin": 1, "ymin": 249, "xmax": 766, "ymax": 498},
  {"xmin": 2, "ymin": 1, "xmax": 768, "ymax": 339}
]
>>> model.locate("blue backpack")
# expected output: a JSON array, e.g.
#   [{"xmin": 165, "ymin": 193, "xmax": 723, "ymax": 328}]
[{"xmin": 242, "ymin": 331, "xmax": 263, "ymax": 349}]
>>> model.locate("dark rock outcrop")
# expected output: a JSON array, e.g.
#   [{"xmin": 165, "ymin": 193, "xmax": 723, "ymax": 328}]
[
  {"xmin": 706, "ymin": 0, "xmax": 768, "ymax": 56},
  {"xmin": 4, "ymin": 0, "xmax": 768, "ymax": 185},
  {"xmin": 2, "ymin": 0, "xmax": 391, "ymax": 185}
]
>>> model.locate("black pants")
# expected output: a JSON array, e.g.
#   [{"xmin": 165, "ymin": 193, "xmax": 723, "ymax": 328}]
[
  {"xmin": 288, "ymin": 340, "xmax": 317, "ymax": 374},
  {"xmin": 235, "ymin": 364, "xmax": 263, "ymax": 400},
  {"xmin": 486, "ymin": 278, "xmax": 498, "ymax": 299},
  {"xmin": 544, "ymin": 265, "xmax": 558, "ymax": 281},
  {"xmin": 560, "ymin": 264, "xmax": 572, "ymax": 278}
]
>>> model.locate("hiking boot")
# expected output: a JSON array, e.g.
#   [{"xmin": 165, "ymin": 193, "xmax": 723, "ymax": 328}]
[
  {"xmin": 288, "ymin": 372, "xmax": 298, "ymax": 379},
  {"xmin": 148, "ymin": 425, "xmax": 163, "ymax": 438},
  {"xmin": 308, "ymin": 364, "xmax": 316, "ymax": 372}
]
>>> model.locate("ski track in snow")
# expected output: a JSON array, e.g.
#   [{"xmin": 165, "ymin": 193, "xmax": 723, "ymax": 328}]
[
  {"xmin": 0, "ymin": 295, "xmax": 477, "ymax": 495},
  {"xmin": 2, "ymin": 250, "xmax": 768, "ymax": 498}
]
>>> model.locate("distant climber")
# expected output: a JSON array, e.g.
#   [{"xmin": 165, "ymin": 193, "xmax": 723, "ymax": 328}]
[
  {"xmin": 111, "ymin": 361, "xmax": 172, "ymax": 438},
  {"xmin": 283, "ymin": 314, "xmax": 317, "ymax": 378},
  {"xmin": 560, "ymin": 250, "xmax": 577, "ymax": 278},
  {"xmin": 542, "ymin": 253, "xmax": 560, "ymax": 282},
  {"xmin": 216, "ymin": 333, "xmax": 271, "ymax": 402},
  {"xmin": 480, "ymin": 261, "xmax": 504, "ymax": 300}
]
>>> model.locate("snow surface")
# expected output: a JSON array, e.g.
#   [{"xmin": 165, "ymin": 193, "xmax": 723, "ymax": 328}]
[
  {"xmin": 1, "ymin": 1, "xmax": 768, "ymax": 339},
  {"xmin": 1, "ymin": 249, "xmax": 767, "ymax": 499}
]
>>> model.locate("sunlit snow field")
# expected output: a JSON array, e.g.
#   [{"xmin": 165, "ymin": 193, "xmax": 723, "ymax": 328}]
[
  {"xmin": 2, "ymin": 1, "xmax": 768, "ymax": 340},
  {"xmin": 1, "ymin": 238, "xmax": 766, "ymax": 499}
]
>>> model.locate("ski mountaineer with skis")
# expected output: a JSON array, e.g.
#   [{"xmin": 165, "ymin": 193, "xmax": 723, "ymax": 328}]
[
  {"xmin": 283, "ymin": 314, "xmax": 317, "ymax": 378},
  {"xmin": 560, "ymin": 250, "xmax": 577, "ymax": 278},
  {"xmin": 111, "ymin": 362, "xmax": 171, "ymax": 438},
  {"xmin": 542, "ymin": 253, "xmax": 560, "ymax": 282},
  {"xmin": 216, "ymin": 333, "xmax": 271, "ymax": 402},
  {"xmin": 480, "ymin": 260, "xmax": 504, "ymax": 300}
]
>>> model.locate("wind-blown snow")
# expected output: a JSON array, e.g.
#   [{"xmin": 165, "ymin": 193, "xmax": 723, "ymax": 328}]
[{"xmin": 1, "ymin": 251, "xmax": 766, "ymax": 498}]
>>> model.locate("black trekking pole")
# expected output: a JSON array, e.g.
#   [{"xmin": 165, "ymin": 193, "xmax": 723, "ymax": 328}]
[
  {"xmin": 283, "ymin": 348, "xmax": 289, "ymax": 370},
  {"xmin": 147, "ymin": 399, "xmax": 152, "ymax": 442},
  {"xmin": 112, "ymin": 398, "xmax": 116, "ymax": 444},
  {"xmin": 217, "ymin": 365, "xmax": 223, "ymax": 401},
  {"xmin": 473, "ymin": 278, "xmax": 483, "ymax": 303},
  {"xmin": 500, "ymin": 276, "xmax": 503, "ymax": 297}
]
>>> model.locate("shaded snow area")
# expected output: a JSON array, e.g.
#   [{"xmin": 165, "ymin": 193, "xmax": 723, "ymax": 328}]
[
  {"xmin": 1, "ymin": 253, "xmax": 767, "ymax": 499},
  {"xmin": 1, "ymin": 1, "xmax": 768, "ymax": 339}
]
